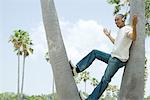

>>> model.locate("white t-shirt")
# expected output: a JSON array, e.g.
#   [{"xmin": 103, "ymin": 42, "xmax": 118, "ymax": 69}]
[{"xmin": 111, "ymin": 25, "xmax": 133, "ymax": 62}]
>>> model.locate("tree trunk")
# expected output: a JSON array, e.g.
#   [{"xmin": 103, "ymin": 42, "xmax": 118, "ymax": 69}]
[
  {"xmin": 40, "ymin": 0, "xmax": 81, "ymax": 100},
  {"xmin": 85, "ymin": 81, "xmax": 86, "ymax": 93},
  {"xmin": 52, "ymin": 76, "xmax": 55, "ymax": 99},
  {"xmin": 21, "ymin": 56, "xmax": 26, "ymax": 100},
  {"xmin": 118, "ymin": 0, "xmax": 145, "ymax": 100},
  {"xmin": 17, "ymin": 52, "xmax": 20, "ymax": 100}
]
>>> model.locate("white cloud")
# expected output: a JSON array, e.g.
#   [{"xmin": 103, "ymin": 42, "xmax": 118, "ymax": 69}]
[
  {"xmin": 30, "ymin": 19, "xmax": 113, "ymax": 62},
  {"xmin": 29, "ymin": 23, "xmax": 48, "ymax": 59},
  {"xmin": 60, "ymin": 19, "xmax": 112, "ymax": 63}
]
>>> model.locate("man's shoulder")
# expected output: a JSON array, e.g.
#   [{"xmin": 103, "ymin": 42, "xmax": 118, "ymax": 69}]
[
  {"xmin": 124, "ymin": 25, "xmax": 132, "ymax": 28},
  {"xmin": 123, "ymin": 25, "xmax": 132, "ymax": 31}
]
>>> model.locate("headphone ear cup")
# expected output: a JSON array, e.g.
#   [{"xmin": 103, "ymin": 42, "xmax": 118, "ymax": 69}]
[
  {"xmin": 122, "ymin": 16, "xmax": 126, "ymax": 22},
  {"xmin": 122, "ymin": 17, "xmax": 125, "ymax": 21}
]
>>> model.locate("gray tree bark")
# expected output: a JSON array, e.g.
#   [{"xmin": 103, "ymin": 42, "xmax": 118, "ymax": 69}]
[
  {"xmin": 118, "ymin": 0, "xmax": 145, "ymax": 100},
  {"xmin": 40, "ymin": 0, "xmax": 81, "ymax": 100}
]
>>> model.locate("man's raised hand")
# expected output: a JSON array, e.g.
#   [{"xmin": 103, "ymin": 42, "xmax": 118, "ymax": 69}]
[{"xmin": 103, "ymin": 28, "xmax": 111, "ymax": 37}]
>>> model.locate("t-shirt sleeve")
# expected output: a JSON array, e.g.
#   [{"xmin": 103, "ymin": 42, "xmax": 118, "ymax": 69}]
[{"xmin": 126, "ymin": 26, "xmax": 133, "ymax": 38}]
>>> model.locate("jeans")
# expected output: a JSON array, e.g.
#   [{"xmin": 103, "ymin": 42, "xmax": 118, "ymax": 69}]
[{"xmin": 76, "ymin": 49, "xmax": 126, "ymax": 100}]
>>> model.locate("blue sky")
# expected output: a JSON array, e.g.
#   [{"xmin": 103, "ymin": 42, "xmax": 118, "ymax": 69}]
[{"xmin": 0, "ymin": 0, "xmax": 150, "ymax": 96}]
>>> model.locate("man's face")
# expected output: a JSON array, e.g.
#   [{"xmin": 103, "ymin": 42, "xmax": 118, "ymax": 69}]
[{"xmin": 115, "ymin": 15, "xmax": 125, "ymax": 28}]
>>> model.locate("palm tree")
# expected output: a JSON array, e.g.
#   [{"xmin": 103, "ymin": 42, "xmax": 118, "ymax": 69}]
[
  {"xmin": 104, "ymin": 84, "xmax": 119, "ymax": 99},
  {"xmin": 9, "ymin": 30, "xmax": 23, "ymax": 100},
  {"xmin": 79, "ymin": 71, "xmax": 90, "ymax": 93},
  {"xmin": 20, "ymin": 30, "xmax": 33, "ymax": 99},
  {"xmin": 9, "ymin": 30, "xmax": 33, "ymax": 100},
  {"xmin": 40, "ymin": 0, "xmax": 81, "ymax": 99},
  {"xmin": 119, "ymin": 0, "xmax": 145, "ymax": 99},
  {"xmin": 90, "ymin": 77, "xmax": 99, "ymax": 88}
]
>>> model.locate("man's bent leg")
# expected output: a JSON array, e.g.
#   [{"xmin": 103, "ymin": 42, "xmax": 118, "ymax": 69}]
[
  {"xmin": 87, "ymin": 57, "xmax": 126, "ymax": 100},
  {"xmin": 76, "ymin": 49, "xmax": 111, "ymax": 73}
]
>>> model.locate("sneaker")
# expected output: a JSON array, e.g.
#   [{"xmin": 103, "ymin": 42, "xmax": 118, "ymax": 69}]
[
  {"xmin": 79, "ymin": 91, "xmax": 87, "ymax": 100},
  {"xmin": 69, "ymin": 60, "xmax": 78, "ymax": 76}
]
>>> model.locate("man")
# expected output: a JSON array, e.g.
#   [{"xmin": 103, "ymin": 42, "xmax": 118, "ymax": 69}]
[{"xmin": 70, "ymin": 14, "xmax": 137, "ymax": 100}]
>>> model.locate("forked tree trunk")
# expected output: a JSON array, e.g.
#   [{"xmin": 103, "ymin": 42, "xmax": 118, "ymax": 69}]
[
  {"xmin": 118, "ymin": 0, "xmax": 145, "ymax": 100},
  {"xmin": 40, "ymin": 0, "xmax": 81, "ymax": 100}
]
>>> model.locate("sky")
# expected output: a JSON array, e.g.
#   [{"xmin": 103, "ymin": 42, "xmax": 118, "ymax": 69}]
[{"xmin": 0, "ymin": 0, "xmax": 150, "ymax": 97}]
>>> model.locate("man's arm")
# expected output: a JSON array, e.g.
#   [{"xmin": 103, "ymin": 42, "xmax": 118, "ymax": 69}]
[
  {"xmin": 128, "ymin": 15, "xmax": 137, "ymax": 41},
  {"xmin": 103, "ymin": 28, "xmax": 115, "ymax": 44}
]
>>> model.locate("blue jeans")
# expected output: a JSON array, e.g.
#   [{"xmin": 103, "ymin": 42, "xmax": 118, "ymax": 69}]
[{"xmin": 76, "ymin": 50, "xmax": 126, "ymax": 100}]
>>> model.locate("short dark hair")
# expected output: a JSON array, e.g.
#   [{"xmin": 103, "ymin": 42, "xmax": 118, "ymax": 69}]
[{"xmin": 117, "ymin": 14, "xmax": 124, "ymax": 18}]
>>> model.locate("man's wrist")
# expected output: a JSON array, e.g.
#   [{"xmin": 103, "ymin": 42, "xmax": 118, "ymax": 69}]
[{"xmin": 132, "ymin": 25, "xmax": 136, "ymax": 28}]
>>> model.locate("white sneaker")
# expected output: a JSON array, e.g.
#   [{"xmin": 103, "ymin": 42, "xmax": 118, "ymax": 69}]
[
  {"xmin": 69, "ymin": 60, "xmax": 78, "ymax": 76},
  {"xmin": 79, "ymin": 91, "xmax": 87, "ymax": 100}
]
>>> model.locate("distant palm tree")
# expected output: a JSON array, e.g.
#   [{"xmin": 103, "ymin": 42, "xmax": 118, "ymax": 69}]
[
  {"xmin": 90, "ymin": 77, "xmax": 99, "ymax": 88},
  {"xmin": 9, "ymin": 30, "xmax": 33, "ymax": 100},
  {"xmin": 9, "ymin": 30, "xmax": 23, "ymax": 100},
  {"xmin": 20, "ymin": 30, "xmax": 33, "ymax": 99},
  {"xmin": 79, "ymin": 71, "xmax": 90, "ymax": 93},
  {"xmin": 105, "ymin": 84, "xmax": 119, "ymax": 99}
]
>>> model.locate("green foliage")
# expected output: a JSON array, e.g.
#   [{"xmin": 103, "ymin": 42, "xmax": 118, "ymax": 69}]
[
  {"xmin": 105, "ymin": 84, "xmax": 119, "ymax": 98},
  {"xmin": 45, "ymin": 52, "xmax": 50, "ymax": 62},
  {"xmin": 114, "ymin": 5, "xmax": 120, "ymax": 15},
  {"xmin": 77, "ymin": 71, "xmax": 90, "ymax": 92},
  {"xmin": 107, "ymin": 0, "xmax": 129, "ymax": 15},
  {"xmin": 107, "ymin": 0, "xmax": 120, "ymax": 4},
  {"xmin": 0, "ymin": 92, "xmax": 17, "ymax": 100},
  {"xmin": 79, "ymin": 71, "xmax": 90, "ymax": 82},
  {"xmin": 9, "ymin": 29, "xmax": 34, "ymax": 57},
  {"xmin": 145, "ymin": 0, "xmax": 150, "ymax": 36},
  {"xmin": 145, "ymin": 21, "xmax": 150, "ymax": 36},
  {"xmin": 90, "ymin": 77, "xmax": 99, "ymax": 87},
  {"xmin": 75, "ymin": 71, "xmax": 91, "ymax": 84},
  {"xmin": 144, "ymin": 57, "xmax": 148, "ymax": 96},
  {"xmin": 0, "ymin": 93, "xmax": 58, "ymax": 100},
  {"xmin": 1, "ymin": 92, "xmax": 150, "ymax": 100},
  {"xmin": 145, "ymin": 96, "xmax": 150, "ymax": 100},
  {"xmin": 145, "ymin": 0, "xmax": 150, "ymax": 19},
  {"xmin": 75, "ymin": 71, "xmax": 120, "ymax": 99}
]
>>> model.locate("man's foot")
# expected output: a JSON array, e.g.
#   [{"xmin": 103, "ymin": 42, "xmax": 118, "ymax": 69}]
[
  {"xmin": 79, "ymin": 91, "xmax": 87, "ymax": 100},
  {"xmin": 69, "ymin": 60, "xmax": 78, "ymax": 76}
]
